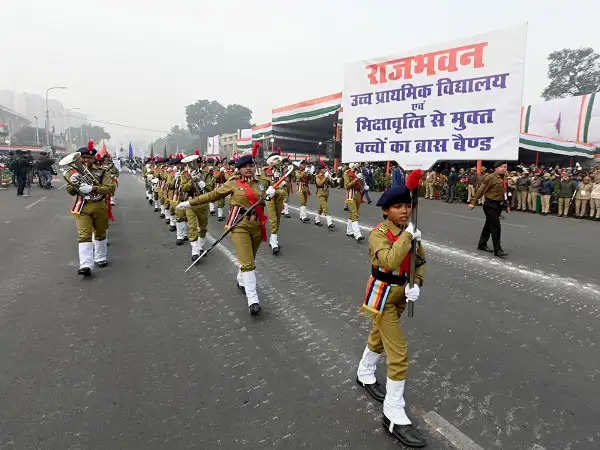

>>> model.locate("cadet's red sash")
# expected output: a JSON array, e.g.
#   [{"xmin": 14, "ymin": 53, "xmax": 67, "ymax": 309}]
[
  {"xmin": 383, "ymin": 226, "xmax": 411, "ymax": 276},
  {"xmin": 236, "ymin": 179, "xmax": 267, "ymax": 241}
]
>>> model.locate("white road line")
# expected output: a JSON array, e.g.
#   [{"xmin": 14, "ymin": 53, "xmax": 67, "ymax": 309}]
[
  {"xmin": 57, "ymin": 183, "xmax": 66, "ymax": 190},
  {"xmin": 432, "ymin": 210, "xmax": 528, "ymax": 228},
  {"xmin": 25, "ymin": 196, "xmax": 47, "ymax": 209},
  {"xmin": 423, "ymin": 411, "xmax": 483, "ymax": 450},
  {"xmin": 289, "ymin": 205, "xmax": 600, "ymax": 299}
]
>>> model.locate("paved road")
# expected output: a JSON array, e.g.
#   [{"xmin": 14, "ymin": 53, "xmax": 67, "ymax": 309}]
[{"xmin": 1, "ymin": 176, "xmax": 598, "ymax": 449}]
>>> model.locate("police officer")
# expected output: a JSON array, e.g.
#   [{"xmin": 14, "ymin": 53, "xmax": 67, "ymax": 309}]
[
  {"xmin": 355, "ymin": 183, "xmax": 426, "ymax": 448},
  {"xmin": 468, "ymin": 161, "xmax": 509, "ymax": 258},
  {"xmin": 177, "ymin": 155, "xmax": 275, "ymax": 315}
]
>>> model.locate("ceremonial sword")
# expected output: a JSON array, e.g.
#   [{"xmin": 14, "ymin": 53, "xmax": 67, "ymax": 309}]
[{"xmin": 184, "ymin": 163, "xmax": 297, "ymax": 273}]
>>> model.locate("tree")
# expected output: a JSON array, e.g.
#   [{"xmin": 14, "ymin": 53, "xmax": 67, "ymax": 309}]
[
  {"xmin": 65, "ymin": 124, "xmax": 110, "ymax": 147},
  {"xmin": 542, "ymin": 48, "xmax": 600, "ymax": 100},
  {"xmin": 221, "ymin": 104, "xmax": 252, "ymax": 133},
  {"xmin": 185, "ymin": 100, "xmax": 226, "ymax": 137}
]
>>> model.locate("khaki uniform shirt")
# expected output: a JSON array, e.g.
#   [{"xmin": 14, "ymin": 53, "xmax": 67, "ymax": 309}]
[{"xmin": 471, "ymin": 172, "xmax": 505, "ymax": 203}]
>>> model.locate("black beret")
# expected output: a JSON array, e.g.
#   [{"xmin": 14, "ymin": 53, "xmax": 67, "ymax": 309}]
[
  {"xmin": 228, "ymin": 159, "xmax": 235, "ymax": 165},
  {"xmin": 235, "ymin": 154, "xmax": 254, "ymax": 168},
  {"xmin": 78, "ymin": 146, "xmax": 96, "ymax": 156},
  {"xmin": 493, "ymin": 160, "xmax": 507, "ymax": 168},
  {"xmin": 376, "ymin": 185, "xmax": 412, "ymax": 208}
]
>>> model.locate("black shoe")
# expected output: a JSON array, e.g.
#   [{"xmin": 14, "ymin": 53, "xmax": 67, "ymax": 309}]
[
  {"xmin": 494, "ymin": 249, "xmax": 508, "ymax": 258},
  {"xmin": 355, "ymin": 235, "xmax": 365, "ymax": 241},
  {"xmin": 314, "ymin": 221, "xmax": 323, "ymax": 226},
  {"xmin": 149, "ymin": 199, "xmax": 153, "ymax": 204},
  {"xmin": 218, "ymin": 217, "xmax": 224, "ymax": 222},
  {"xmin": 328, "ymin": 224, "xmax": 335, "ymax": 230},
  {"xmin": 344, "ymin": 206, "xmax": 349, "ymax": 211},
  {"xmin": 183, "ymin": 236, "xmax": 188, "ymax": 241},
  {"xmin": 165, "ymin": 218, "xmax": 171, "ymax": 224},
  {"xmin": 382, "ymin": 416, "xmax": 426, "ymax": 448},
  {"xmin": 154, "ymin": 208, "xmax": 160, "ymax": 212},
  {"xmin": 249, "ymin": 303, "xmax": 261, "ymax": 315},
  {"xmin": 272, "ymin": 246, "xmax": 280, "ymax": 255},
  {"xmin": 477, "ymin": 245, "xmax": 494, "ymax": 253},
  {"xmin": 284, "ymin": 213, "xmax": 291, "ymax": 218},
  {"xmin": 356, "ymin": 377, "xmax": 385, "ymax": 403},
  {"xmin": 237, "ymin": 282, "xmax": 245, "ymax": 294},
  {"xmin": 160, "ymin": 213, "xmax": 165, "ymax": 218},
  {"xmin": 191, "ymin": 254, "xmax": 199, "ymax": 261},
  {"xmin": 210, "ymin": 211, "xmax": 215, "ymax": 216},
  {"xmin": 96, "ymin": 260, "xmax": 108, "ymax": 268},
  {"xmin": 169, "ymin": 225, "xmax": 176, "ymax": 232},
  {"xmin": 176, "ymin": 239, "xmax": 183, "ymax": 245},
  {"xmin": 301, "ymin": 217, "xmax": 310, "ymax": 223},
  {"xmin": 77, "ymin": 267, "xmax": 92, "ymax": 276},
  {"xmin": 368, "ymin": 201, "xmax": 372, "ymax": 204}
]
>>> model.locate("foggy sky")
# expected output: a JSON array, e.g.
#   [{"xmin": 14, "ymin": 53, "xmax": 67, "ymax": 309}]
[{"xmin": 4, "ymin": 0, "xmax": 600, "ymax": 151}]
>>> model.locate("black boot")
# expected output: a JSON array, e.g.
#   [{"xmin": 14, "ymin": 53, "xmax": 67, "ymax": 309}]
[
  {"xmin": 356, "ymin": 377, "xmax": 385, "ymax": 402},
  {"xmin": 191, "ymin": 254, "xmax": 199, "ymax": 261},
  {"xmin": 176, "ymin": 239, "xmax": 183, "ymax": 245},
  {"xmin": 272, "ymin": 245, "xmax": 280, "ymax": 255},
  {"xmin": 159, "ymin": 213, "xmax": 165, "ymax": 219},
  {"xmin": 494, "ymin": 249, "xmax": 508, "ymax": 258},
  {"xmin": 169, "ymin": 225, "xmax": 176, "ymax": 232},
  {"xmin": 249, "ymin": 303, "xmax": 261, "ymax": 315},
  {"xmin": 477, "ymin": 244, "xmax": 494, "ymax": 253},
  {"xmin": 77, "ymin": 267, "xmax": 92, "ymax": 276},
  {"xmin": 96, "ymin": 260, "xmax": 108, "ymax": 268},
  {"xmin": 382, "ymin": 416, "xmax": 426, "ymax": 448}
]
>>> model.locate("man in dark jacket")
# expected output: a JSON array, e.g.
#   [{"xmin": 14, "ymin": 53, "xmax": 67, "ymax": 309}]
[
  {"xmin": 9, "ymin": 150, "xmax": 32, "ymax": 196},
  {"xmin": 446, "ymin": 167, "xmax": 459, "ymax": 203},
  {"xmin": 539, "ymin": 173, "xmax": 554, "ymax": 215},
  {"xmin": 36, "ymin": 151, "xmax": 55, "ymax": 188},
  {"xmin": 362, "ymin": 164, "xmax": 375, "ymax": 204},
  {"xmin": 556, "ymin": 173, "xmax": 576, "ymax": 217}
]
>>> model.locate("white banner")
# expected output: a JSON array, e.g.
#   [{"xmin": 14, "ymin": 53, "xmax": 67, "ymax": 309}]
[
  {"xmin": 342, "ymin": 24, "xmax": 527, "ymax": 169},
  {"xmin": 206, "ymin": 135, "xmax": 220, "ymax": 155}
]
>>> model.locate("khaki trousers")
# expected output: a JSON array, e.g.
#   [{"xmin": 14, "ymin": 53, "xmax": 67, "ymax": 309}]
[
  {"xmin": 186, "ymin": 204, "xmax": 208, "ymax": 241},
  {"xmin": 558, "ymin": 197, "xmax": 570, "ymax": 216},
  {"xmin": 575, "ymin": 199, "xmax": 589, "ymax": 217},
  {"xmin": 517, "ymin": 191, "xmax": 528, "ymax": 210},
  {"xmin": 75, "ymin": 200, "xmax": 109, "ymax": 242},
  {"xmin": 589, "ymin": 198, "xmax": 600, "ymax": 218},
  {"xmin": 467, "ymin": 184, "xmax": 475, "ymax": 203},
  {"xmin": 297, "ymin": 190, "xmax": 308, "ymax": 206},
  {"xmin": 317, "ymin": 192, "xmax": 329, "ymax": 215},
  {"xmin": 229, "ymin": 220, "xmax": 262, "ymax": 272},
  {"xmin": 347, "ymin": 194, "xmax": 361, "ymax": 221},
  {"xmin": 541, "ymin": 195, "xmax": 551, "ymax": 213},
  {"xmin": 266, "ymin": 197, "xmax": 283, "ymax": 234},
  {"xmin": 367, "ymin": 285, "xmax": 408, "ymax": 381},
  {"xmin": 527, "ymin": 192, "xmax": 538, "ymax": 211}
]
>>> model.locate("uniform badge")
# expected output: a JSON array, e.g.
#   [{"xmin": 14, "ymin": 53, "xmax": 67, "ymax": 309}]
[{"xmin": 258, "ymin": 184, "xmax": 265, "ymax": 191}]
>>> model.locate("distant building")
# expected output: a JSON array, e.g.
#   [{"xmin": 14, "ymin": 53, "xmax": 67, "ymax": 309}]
[{"xmin": 0, "ymin": 104, "xmax": 31, "ymax": 144}]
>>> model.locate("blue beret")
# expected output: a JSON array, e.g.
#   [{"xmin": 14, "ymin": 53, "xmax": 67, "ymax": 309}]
[
  {"xmin": 235, "ymin": 155, "xmax": 254, "ymax": 168},
  {"xmin": 77, "ymin": 146, "xmax": 96, "ymax": 156},
  {"xmin": 376, "ymin": 185, "xmax": 412, "ymax": 208}
]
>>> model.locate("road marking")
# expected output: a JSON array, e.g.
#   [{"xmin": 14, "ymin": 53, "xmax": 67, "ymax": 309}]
[
  {"xmin": 423, "ymin": 411, "xmax": 483, "ymax": 450},
  {"xmin": 25, "ymin": 196, "xmax": 47, "ymax": 209},
  {"xmin": 289, "ymin": 205, "xmax": 600, "ymax": 299},
  {"xmin": 58, "ymin": 183, "xmax": 66, "ymax": 190},
  {"xmin": 432, "ymin": 210, "xmax": 528, "ymax": 228}
]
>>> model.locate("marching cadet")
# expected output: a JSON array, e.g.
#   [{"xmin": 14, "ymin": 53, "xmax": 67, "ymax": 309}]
[
  {"xmin": 355, "ymin": 183, "xmax": 426, "ymax": 448},
  {"xmin": 295, "ymin": 160, "xmax": 311, "ymax": 222},
  {"xmin": 143, "ymin": 157, "xmax": 154, "ymax": 205},
  {"xmin": 177, "ymin": 154, "xmax": 276, "ymax": 315},
  {"xmin": 344, "ymin": 163, "xmax": 365, "ymax": 241},
  {"xmin": 280, "ymin": 158, "xmax": 293, "ymax": 218},
  {"xmin": 206, "ymin": 157, "xmax": 217, "ymax": 216},
  {"xmin": 61, "ymin": 141, "xmax": 116, "ymax": 276},
  {"xmin": 265, "ymin": 154, "xmax": 287, "ymax": 253},
  {"xmin": 213, "ymin": 161, "xmax": 228, "ymax": 221},
  {"xmin": 314, "ymin": 165, "xmax": 335, "ymax": 229},
  {"xmin": 181, "ymin": 152, "xmax": 211, "ymax": 260},
  {"xmin": 169, "ymin": 154, "xmax": 188, "ymax": 244}
]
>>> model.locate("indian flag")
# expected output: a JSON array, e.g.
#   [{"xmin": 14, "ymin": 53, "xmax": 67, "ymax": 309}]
[
  {"xmin": 272, "ymin": 92, "xmax": 342, "ymax": 125},
  {"xmin": 252, "ymin": 122, "xmax": 272, "ymax": 140},
  {"xmin": 236, "ymin": 137, "xmax": 252, "ymax": 150}
]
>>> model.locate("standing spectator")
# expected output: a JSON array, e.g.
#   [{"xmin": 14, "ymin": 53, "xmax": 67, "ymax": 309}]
[
  {"xmin": 391, "ymin": 163, "xmax": 405, "ymax": 187},
  {"xmin": 362, "ymin": 164, "xmax": 375, "ymax": 204},
  {"xmin": 556, "ymin": 172, "xmax": 576, "ymax": 217},
  {"xmin": 516, "ymin": 170, "xmax": 530, "ymax": 211},
  {"xmin": 528, "ymin": 173, "xmax": 541, "ymax": 213},
  {"xmin": 507, "ymin": 171, "xmax": 517, "ymax": 208},
  {"xmin": 539, "ymin": 173, "xmax": 554, "ymax": 215},
  {"xmin": 9, "ymin": 150, "xmax": 31, "ymax": 196},
  {"xmin": 574, "ymin": 175, "xmax": 592, "ymax": 218},
  {"xmin": 590, "ymin": 174, "xmax": 600, "ymax": 221},
  {"xmin": 425, "ymin": 170, "xmax": 436, "ymax": 199},
  {"xmin": 36, "ymin": 151, "xmax": 55, "ymax": 188},
  {"xmin": 467, "ymin": 167, "xmax": 477, "ymax": 204},
  {"xmin": 476, "ymin": 167, "xmax": 487, "ymax": 205},
  {"xmin": 446, "ymin": 167, "xmax": 458, "ymax": 203}
]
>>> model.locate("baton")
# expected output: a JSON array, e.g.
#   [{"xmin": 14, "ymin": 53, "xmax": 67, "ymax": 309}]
[
  {"xmin": 184, "ymin": 164, "xmax": 296, "ymax": 272},
  {"xmin": 405, "ymin": 169, "xmax": 424, "ymax": 318}
]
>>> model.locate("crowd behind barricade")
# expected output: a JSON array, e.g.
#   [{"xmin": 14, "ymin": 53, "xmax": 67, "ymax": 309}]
[{"xmin": 0, "ymin": 149, "xmax": 57, "ymax": 195}]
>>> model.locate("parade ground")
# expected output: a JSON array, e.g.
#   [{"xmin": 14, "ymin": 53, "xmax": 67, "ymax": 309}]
[{"xmin": 1, "ymin": 174, "xmax": 598, "ymax": 449}]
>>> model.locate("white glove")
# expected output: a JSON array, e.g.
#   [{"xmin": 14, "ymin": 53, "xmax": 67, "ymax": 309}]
[
  {"xmin": 266, "ymin": 186, "xmax": 276, "ymax": 198},
  {"xmin": 69, "ymin": 173, "xmax": 82, "ymax": 184},
  {"xmin": 288, "ymin": 164, "xmax": 294, "ymax": 172},
  {"xmin": 198, "ymin": 180, "xmax": 206, "ymax": 189},
  {"xmin": 404, "ymin": 222, "xmax": 422, "ymax": 242},
  {"xmin": 280, "ymin": 180, "xmax": 287, "ymax": 187},
  {"xmin": 364, "ymin": 184, "xmax": 370, "ymax": 191},
  {"xmin": 405, "ymin": 284, "xmax": 420, "ymax": 302},
  {"xmin": 356, "ymin": 173, "xmax": 363, "ymax": 179},
  {"xmin": 220, "ymin": 167, "xmax": 226, "ymax": 172},
  {"xmin": 151, "ymin": 178, "xmax": 159, "ymax": 184},
  {"xmin": 325, "ymin": 171, "xmax": 331, "ymax": 178},
  {"xmin": 79, "ymin": 183, "xmax": 93, "ymax": 194},
  {"xmin": 177, "ymin": 201, "xmax": 191, "ymax": 209}
]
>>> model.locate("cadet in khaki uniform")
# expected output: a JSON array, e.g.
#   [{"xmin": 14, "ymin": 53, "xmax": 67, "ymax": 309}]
[
  {"xmin": 280, "ymin": 158, "xmax": 292, "ymax": 218},
  {"xmin": 213, "ymin": 163, "xmax": 228, "ymax": 221},
  {"xmin": 295, "ymin": 160, "xmax": 311, "ymax": 222},
  {"xmin": 178, "ymin": 155, "xmax": 276, "ymax": 315},
  {"xmin": 63, "ymin": 142, "xmax": 116, "ymax": 276},
  {"xmin": 343, "ymin": 163, "xmax": 364, "ymax": 241},
  {"xmin": 468, "ymin": 161, "xmax": 508, "ymax": 258},
  {"xmin": 169, "ymin": 155, "xmax": 188, "ymax": 244},
  {"xmin": 314, "ymin": 165, "xmax": 335, "ymax": 229},
  {"xmin": 355, "ymin": 184, "xmax": 426, "ymax": 448},
  {"xmin": 180, "ymin": 153, "xmax": 211, "ymax": 259},
  {"xmin": 265, "ymin": 154, "xmax": 286, "ymax": 254}
]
